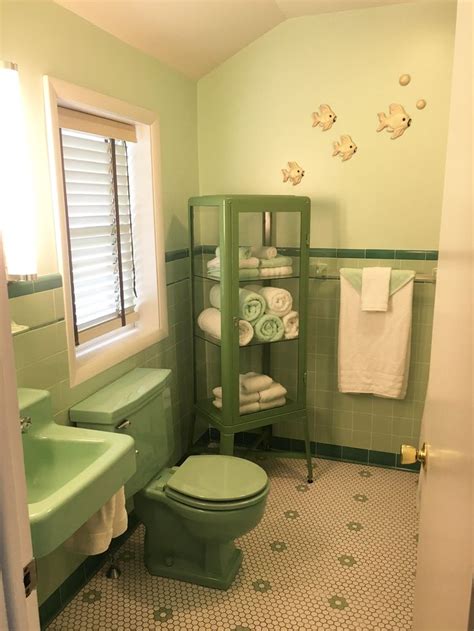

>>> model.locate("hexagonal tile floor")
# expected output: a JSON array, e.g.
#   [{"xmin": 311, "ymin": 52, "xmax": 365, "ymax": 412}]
[{"xmin": 48, "ymin": 457, "xmax": 418, "ymax": 630}]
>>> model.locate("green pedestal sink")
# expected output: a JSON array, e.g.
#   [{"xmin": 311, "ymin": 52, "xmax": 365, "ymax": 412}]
[{"xmin": 19, "ymin": 388, "xmax": 136, "ymax": 558}]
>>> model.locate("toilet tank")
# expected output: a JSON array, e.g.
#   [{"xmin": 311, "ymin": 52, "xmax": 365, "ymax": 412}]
[{"xmin": 70, "ymin": 368, "xmax": 173, "ymax": 498}]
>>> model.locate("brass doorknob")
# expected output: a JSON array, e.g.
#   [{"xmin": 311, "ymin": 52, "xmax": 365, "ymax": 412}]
[{"xmin": 400, "ymin": 442, "xmax": 428, "ymax": 468}]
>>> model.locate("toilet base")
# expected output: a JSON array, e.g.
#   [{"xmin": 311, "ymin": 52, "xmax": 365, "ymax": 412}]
[{"xmin": 144, "ymin": 547, "xmax": 243, "ymax": 591}]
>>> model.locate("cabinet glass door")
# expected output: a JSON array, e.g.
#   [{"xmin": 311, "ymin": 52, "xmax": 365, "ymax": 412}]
[{"xmin": 235, "ymin": 207, "xmax": 304, "ymax": 417}]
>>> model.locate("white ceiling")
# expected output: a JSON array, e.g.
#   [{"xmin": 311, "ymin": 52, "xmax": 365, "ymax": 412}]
[{"xmin": 54, "ymin": 0, "xmax": 417, "ymax": 79}]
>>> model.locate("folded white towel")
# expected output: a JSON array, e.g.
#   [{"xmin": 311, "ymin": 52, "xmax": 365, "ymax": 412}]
[
  {"xmin": 251, "ymin": 245, "xmax": 278, "ymax": 259},
  {"xmin": 207, "ymin": 256, "xmax": 259, "ymax": 270},
  {"xmin": 212, "ymin": 387, "xmax": 260, "ymax": 404},
  {"xmin": 64, "ymin": 488, "xmax": 127, "ymax": 556},
  {"xmin": 259, "ymin": 382, "xmax": 288, "ymax": 403},
  {"xmin": 260, "ymin": 397, "xmax": 286, "ymax": 411},
  {"xmin": 212, "ymin": 399, "xmax": 260, "ymax": 414},
  {"xmin": 197, "ymin": 308, "xmax": 254, "ymax": 346},
  {"xmin": 338, "ymin": 275, "xmax": 414, "ymax": 399},
  {"xmin": 240, "ymin": 372, "xmax": 273, "ymax": 394},
  {"xmin": 212, "ymin": 396, "xmax": 286, "ymax": 415},
  {"xmin": 361, "ymin": 267, "xmax": 391, "ymax": 311},
  {"xmin": 245, "ymin": 286, "xmax": 293, "ymax": 317},
  {"xmin": 259, "ymin": 266, "xmax": 293, "ymax": 277},
  {"xmin": 282, "ymin": 310, "xmax": 299, "ymax": 339}
]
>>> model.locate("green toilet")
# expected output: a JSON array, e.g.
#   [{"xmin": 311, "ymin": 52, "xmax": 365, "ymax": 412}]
[{"xmin": 70, "ymin": 368, "xmax": 269, "ymax": 590}]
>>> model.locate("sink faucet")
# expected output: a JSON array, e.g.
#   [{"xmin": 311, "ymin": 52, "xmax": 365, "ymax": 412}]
[{"xmin": 20, "ymin": 416, "xmax": 32, "ymax": 433}]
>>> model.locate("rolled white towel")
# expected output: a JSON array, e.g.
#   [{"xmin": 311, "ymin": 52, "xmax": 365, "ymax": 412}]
[
  {"xmin": 197, "ymin": 308, "xmax": 253, "ymax": 346},
  {"xmin": 212, "ymin": 387, "xmax": 260, "ymax": 404},
  {"xmin": 245, "ymin": 286, "xmax": 293, "ymax": 317},
  {"xmin": 260, "ymin": 397, "xmax": 286, "ymax": 411},
  {"xmin": 251, "ymin": 245, "xmax": 278, "ymax": 259},
  {"xmin": 207, "ymin": 256, "xmax": 259, "ymax": 270},
  {"xmin": 240, "ymin": 372, "xmax": 273, "ymax": 394},
  {"xmin": 212, "ymin": 399, "xmax": 260, "ymax": 415},
  {"xmin": 282, "ymin": 310, "xmax": 299, "ymax": 339},
  {"xmin": 259, "ymin": 382, "xmax": 288, "ymax": 403},
  {"xmin": 259, "ymin": 266, "xmax": 293, "ymax": 278}
]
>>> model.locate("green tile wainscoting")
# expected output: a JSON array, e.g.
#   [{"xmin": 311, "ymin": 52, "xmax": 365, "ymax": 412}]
[
  {"xmin": 8, "ymin": 257, "xmax": 193, "ymax": 608},
  {"xmin": 8, "ymin": 248, "xmax": 433, "ymax": 615}
]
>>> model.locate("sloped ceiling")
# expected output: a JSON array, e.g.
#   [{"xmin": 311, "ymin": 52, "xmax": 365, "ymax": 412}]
[{"xmin": 53, "ymin": 0, "xmax": 417, "ymax": 78}]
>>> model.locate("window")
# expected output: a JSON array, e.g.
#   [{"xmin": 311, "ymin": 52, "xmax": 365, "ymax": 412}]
[
  {"xmin": 44, "ymin": 78, "xmax": 168, "ymax": 386},
  {"xmin": 59, "ymin": 112, "xmax": 138, "ymax": 345}
]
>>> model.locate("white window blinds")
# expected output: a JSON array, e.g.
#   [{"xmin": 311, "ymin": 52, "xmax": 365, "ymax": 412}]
[{"xmin": 59, "ymin": 119, "xmax": 137, "ymax": 345}]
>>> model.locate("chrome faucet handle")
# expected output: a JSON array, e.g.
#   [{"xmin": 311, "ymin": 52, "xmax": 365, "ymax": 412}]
[{"xmin": 20, "ymin": 416, "xmax": 32, "ymax": 433}]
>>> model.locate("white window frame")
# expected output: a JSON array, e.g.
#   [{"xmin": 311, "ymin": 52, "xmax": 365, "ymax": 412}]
[{"xmin": 43, "ymin": 77, "xmax": 168, "ymax": 387}]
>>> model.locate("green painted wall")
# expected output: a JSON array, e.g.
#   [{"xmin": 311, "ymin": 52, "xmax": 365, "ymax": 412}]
[
  {"xmin": 2, "ymin": 0, "xmax": 198, "ymax": 275},
  {"xmin": 197, "ymin": 2, "xmax": 456, "ymax": 250}
]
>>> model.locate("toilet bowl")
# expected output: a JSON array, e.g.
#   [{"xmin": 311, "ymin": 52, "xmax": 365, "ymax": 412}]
[
  {"xmin": 71, "ymin": 368, "xmax": 269, "ymax": 590},
  {"xmin": 135, "ymin": 455, "xmax": 269, "ymax": 589}
]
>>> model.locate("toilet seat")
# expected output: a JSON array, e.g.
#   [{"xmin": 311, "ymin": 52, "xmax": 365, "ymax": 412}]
[
  {"xmin": 164, "ymin": 455, "xmax": 268, "ymax": 510},
  {"xmin": 164, "ymin": 485, "xmax": 269, "ymax": 511}
]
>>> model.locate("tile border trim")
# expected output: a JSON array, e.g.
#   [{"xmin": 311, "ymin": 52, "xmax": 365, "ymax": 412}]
[
  {"xmin": 8, "ymin": 247, "xmax": 438, "ymax": 299},
  {"xmin": 204, "ymin": 429, "xmax": 420, "ymax": 472}
]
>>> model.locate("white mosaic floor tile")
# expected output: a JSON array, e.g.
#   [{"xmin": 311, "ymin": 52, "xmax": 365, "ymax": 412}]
[{"xmin": 48, "ymin": 457, "xmax": 418, "ymax": 631}]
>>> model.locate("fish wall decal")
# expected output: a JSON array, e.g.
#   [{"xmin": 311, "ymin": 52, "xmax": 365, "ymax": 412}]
[
  {"xmin": 376, "ymin": 103, "xmax": 412, "ymax": 139},
  {"xmin": 312, "ymin": 104, "xmax": 337, "ymax": 131},
  {"xmin": 281, "ymin": 161, "xmax": 305, "ymax": 186},
  {"xmin": 332, "ymin": 135, "xmax": 357, "ymax": 161}
]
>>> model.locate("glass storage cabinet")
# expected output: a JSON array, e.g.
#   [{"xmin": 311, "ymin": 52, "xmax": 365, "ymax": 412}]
[{"xmin": 189, "ymin": 195, "xmax": 313, "ymax": 482}]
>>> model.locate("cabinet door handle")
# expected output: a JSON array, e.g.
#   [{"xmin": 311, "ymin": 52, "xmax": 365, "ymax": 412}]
[{"xmin": 116, "ymin": 419, "xmax": 131, "ymax": 430}]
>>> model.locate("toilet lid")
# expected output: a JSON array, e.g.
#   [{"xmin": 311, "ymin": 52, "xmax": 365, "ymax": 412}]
[{"xmin": 166, "ymin": 455, "xmax": 268, "ymax": 502}]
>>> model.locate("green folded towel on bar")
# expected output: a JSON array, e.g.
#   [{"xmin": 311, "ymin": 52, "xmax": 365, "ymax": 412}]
[
  {"xmin": 254, "ymin": 314, "xmax": 285, "ymax": 342},
  {"xmin": 259, "ymin": 255, "xmax": 293, "ymax": 268},
  {"xmin": 209, "ymin": 286, "xmax": 265, "ymax": 323},
  {"xmin": 208, "ymin": 268, "xmax": 260, "ymax": 281},
  {"xmin": 339, "ymin": 268, "xmax": 415, "ymax": 295}
]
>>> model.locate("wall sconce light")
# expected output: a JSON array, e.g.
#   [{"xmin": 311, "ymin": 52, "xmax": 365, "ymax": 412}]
[{"xmin": 0, "ymin": 60, "xmax": 37, "ymax": 280}]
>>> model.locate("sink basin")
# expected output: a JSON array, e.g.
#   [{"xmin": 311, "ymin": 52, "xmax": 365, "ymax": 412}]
[{"xmin": 19, "ymin": 388, "xmax": 136, "ymax": 558}]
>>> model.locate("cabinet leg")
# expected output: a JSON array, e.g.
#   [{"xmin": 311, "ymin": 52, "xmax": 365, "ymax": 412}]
[
  {"xmin": 219, "ymin": 432, "xmax": 235, "ymax": 456},
  {"xmin": 303, "ymin": 416, "xmax": 314, "ymax": 484}
]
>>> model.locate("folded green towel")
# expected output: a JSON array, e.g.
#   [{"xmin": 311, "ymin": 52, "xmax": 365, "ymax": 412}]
[
  {"xmin": 209, "ymin": 286, "xmax": 265, "ymax": 323},
  {"xmin": 239, "ymin": 289, "xmax": 265, "ymax": 323},
  {"xmin": 215, "ymin": 246, "xmax": 251, "ymax": 260},
  {"xmin": 339, "ymin": 268, "xmax": 415, "ymax": 295},
  {"xmin": 208, "ymin": 268, "xmax": 259, "ymax": 280},
  {"xmin": 254, "ymin": 314, "xmax": 284, "ymax": 342},
  {"xmin": 260, "ymin": 255, "xmax": 293, "ymax": 268}
]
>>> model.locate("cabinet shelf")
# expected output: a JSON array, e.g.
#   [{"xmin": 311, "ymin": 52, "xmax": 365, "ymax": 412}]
[
  {"xmin": 194, "ymin": 272, "xmax": 301, "ymax": 283},
  {"xmin": 194, "ymin": 330, "xmax": 299, "ymax": 348}
]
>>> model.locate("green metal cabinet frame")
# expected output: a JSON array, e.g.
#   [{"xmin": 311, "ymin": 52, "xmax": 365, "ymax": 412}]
[{"xmin": 189, "ymin": 195, "xmax": 313, "ymax": 482}]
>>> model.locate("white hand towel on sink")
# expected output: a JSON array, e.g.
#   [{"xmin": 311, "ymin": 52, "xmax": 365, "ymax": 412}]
[
  {"xmin": 361, "ymin": 266, "xmax": 391, "ymax": 311},
  {"xmin": 64, "ymin": 487, "xmax": 127, "ymax": 556}
]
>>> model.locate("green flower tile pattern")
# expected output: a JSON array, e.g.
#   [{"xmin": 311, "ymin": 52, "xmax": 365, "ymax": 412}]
[
  {"xmin": 153, "ymin": 607, "xmax": 173, "ymax": 622},
  {"xmin": 338, "ymin": 555, "xmax": 357, "ymax": 568},
  {"xmin": 328, "ymin": 595, "xmax": 349, "ymax": 610},
  {"xmin": 284, "ymin": 510, "xmax": 299, "ymax": 520},
  {"xmin": 252, "ymin": 579, "xmax": 272, "ymax": 593},
  {"xmin": 48, "ymin": 457, "xmax": 418, "ymax": 631},
  {"xmin": 296, "ymin": 484, "xmax": 309, "ymax": 492},
  {"xmin": 353, "ymin": 494, "xmax": 368, "ymax": 502},
  {"xmin": 81, "ymin": 589, "xmax": 101, "ymax": 604}
]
